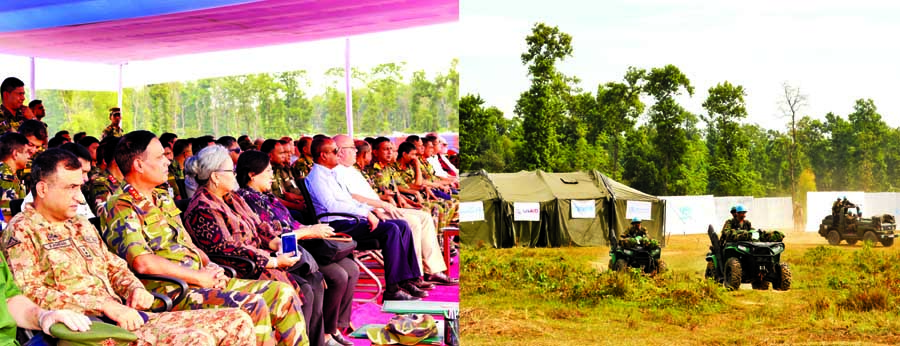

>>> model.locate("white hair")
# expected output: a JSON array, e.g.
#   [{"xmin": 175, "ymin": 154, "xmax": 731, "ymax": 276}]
[{"xmin": 184, "ymin": 144, "xmax": 231, "ymax": 185}]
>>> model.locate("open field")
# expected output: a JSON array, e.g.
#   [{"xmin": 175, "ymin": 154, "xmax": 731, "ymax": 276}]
[{"xmin": 460, "ymin": 231, "xmax": 900, "ymax": 345}]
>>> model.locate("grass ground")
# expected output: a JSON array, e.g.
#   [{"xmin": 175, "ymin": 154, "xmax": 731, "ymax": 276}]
[{"xmin": 460, "ymin": 231, "xmax": 900, "ymax": 345}]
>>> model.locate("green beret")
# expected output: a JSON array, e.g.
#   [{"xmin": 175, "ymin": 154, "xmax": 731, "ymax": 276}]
[{"xmin": 50, "ymin": 321, "xmax": 137, "ymax": 346}]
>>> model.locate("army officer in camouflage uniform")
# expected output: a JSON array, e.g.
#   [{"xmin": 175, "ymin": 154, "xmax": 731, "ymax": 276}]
[
  {"xmin": 1, "ymin": 148, "xmax": 256, "ymax": 345},
  {"xmin": 100, "ymin": 131, "xmax": 307, "ymax": 346},
  {"xmin": 0, "ymin": 133, "xmax": 29, "ymax": 220}
]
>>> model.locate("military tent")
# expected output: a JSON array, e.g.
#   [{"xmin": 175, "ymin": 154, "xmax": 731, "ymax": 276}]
[{"xmin": 460, "ymin": 170, "xmax": 666, "ymax": 248}]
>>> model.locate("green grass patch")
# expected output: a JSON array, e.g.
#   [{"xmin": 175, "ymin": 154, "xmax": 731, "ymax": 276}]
[{"xmin": 461, "ymin": 234, "xmax": 900, "ymax": 345}]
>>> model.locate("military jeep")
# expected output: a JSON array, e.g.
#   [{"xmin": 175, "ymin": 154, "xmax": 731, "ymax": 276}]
[{"xmin": 818, "ymin": 206, "xmax": 896, "ymax": 247}]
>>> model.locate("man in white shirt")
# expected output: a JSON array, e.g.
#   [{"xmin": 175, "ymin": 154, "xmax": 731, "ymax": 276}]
[
  {"xmin": 305, "ymin": 137, "xmax": 427, "ymax": 301},
  {"xmin": 333, "ymin": 135, "xmax": 457, "ymax": 286},
  {"xmin": 432, "ymin": 134, "xmax": 458, "ymax": 177}
]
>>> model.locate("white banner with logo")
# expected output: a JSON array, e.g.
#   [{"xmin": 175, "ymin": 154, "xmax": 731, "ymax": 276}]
[
  {"xmin": 513, "ymin": 202, "xmax": 541, "ymax": 221},
  {"xmin": 458, "ymin": 202, "xmax": 485, "ymax": 222},
  {"xmin": 625, "ymin": 200, "xmax": 652, "ymax": 221},
  {"xmin": 571, "ymin": 200, "xmax": 595, "ymax": 219}
]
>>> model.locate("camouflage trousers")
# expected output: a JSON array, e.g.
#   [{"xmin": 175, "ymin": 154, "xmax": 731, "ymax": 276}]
[
  {"xmin": 135, "ymin": 308, "xmax": 255, "ymax": 345},
  {"xmin": 422, "ymin": 198, "xmax": 458, "ymax": 231},
  {"xmin": 399, "ymin": 208, "xmax": 447, "ymax": 275},
  {"xmin": 153, "ymin": 277, "xmax": 307, "ymax": 346}
]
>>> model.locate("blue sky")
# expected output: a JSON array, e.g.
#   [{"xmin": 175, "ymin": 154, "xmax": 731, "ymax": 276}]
[{"xmin": 460, "ymin": 0, "xmax": 900, "ymax": 130}]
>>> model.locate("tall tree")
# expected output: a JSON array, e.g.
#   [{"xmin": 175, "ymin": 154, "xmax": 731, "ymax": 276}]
[
  {"xmin": 514, "ymin": 22, "xmax": 573, "ymax": 171},
  {"xmin": 702, "ymin": 81, "xmax": 759, "ymax": 195},
  {"xmin": 778, "ymin": 82, "xmax": 807, "ymax": 230},
  {"xmin": 596, "ymin": 67, "xmax": 645, "ymax": 179},
  {"xmin": 642, "ymin": 64, "xmax": 695, "ymax": 195}
]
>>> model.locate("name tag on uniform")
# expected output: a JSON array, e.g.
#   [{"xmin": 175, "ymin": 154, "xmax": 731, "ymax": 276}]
[
  {"xmin": 77, "ymin": 246, "xmax": 94, "ymax": 260},
  {"xmin": 43, "ymin": 239, "xmax": 73, "ymax": 250}
]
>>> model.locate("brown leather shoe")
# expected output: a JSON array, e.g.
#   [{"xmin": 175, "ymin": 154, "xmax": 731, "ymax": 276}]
[
  {"xmin": 425, "ymin": 272, "xmax": 459, "ymax": 286},
  {"xmin": 400, "ymin": 280, "xmax": 429, "ymax": 298},
  {"xmin": 413, "ymin": 278, "xmax": 435, "ymax": 290},
  {"xmin": 384, "ymin": 285, "xmax": 420, "ymax": 301}
]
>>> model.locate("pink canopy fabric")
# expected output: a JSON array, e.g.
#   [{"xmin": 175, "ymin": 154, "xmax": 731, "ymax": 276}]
[{"xmin": 0, "ymin": 0, "xmax": 458, "ymax": 64}]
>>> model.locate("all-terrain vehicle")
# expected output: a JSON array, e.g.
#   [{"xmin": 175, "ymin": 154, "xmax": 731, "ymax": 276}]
[
  {"xmin": 819, "ymin": 205, "xmax": 896, "ymax": 247},
  {"xmin": 609, "ymin": 236, "xmax": 667, "ymax": 275},
  {"xmin": 705, "ymin": 225, "xmax": 791, "ymax": 291}
]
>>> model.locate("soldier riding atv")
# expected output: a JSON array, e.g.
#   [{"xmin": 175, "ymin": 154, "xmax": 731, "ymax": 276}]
[
  {"xmin": 819, "ymin": 199, "xmax": 896, "ymax": 247},
  {"xmin": 609, "ymin": 218, "xmax": 667, "ymax": 275},
  {"xmin": 705, "ymin": 225, "xmax": 792, "ymax": 291}
]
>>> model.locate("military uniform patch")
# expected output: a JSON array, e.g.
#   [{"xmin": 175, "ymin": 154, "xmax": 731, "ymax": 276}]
[
  {"xmin": 77, "ymin": 245, "xmax": 94, "ymax": 260},
  {"xmin": 43, "ymin": 239, "xmax": 73, "ymax": 250},
  {"xmin": 5, "ymin": 235, "xmax": 21, "ymax": 248}
]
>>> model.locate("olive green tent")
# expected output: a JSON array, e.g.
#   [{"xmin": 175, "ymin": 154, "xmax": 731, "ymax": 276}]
[
  {"xmin": 594, "ymin": 171, "xmax": 667, "ymax": 247},
  {"xmin": 460, "ymin": 170, "xmax": 666, "ymax": 248}
]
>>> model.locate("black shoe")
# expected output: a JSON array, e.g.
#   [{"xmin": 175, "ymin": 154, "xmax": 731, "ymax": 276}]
[
  {"xmin": 413, "ymin": 278, "xmax": 435, "ymax": 290},
  {"xmin": 425, "ymin": 272, "xmax": 459, "ymax": 286},
  {"xmin": 400, "ymin": 280, "xmax": 429, "ymax": 298},
  {"xmin": 384, "ymin": 287, "xmax": 420, "ymax": 301},
  {"xmin": 330, "ymin": 332, "xmax": 354, "ymax": 346}
]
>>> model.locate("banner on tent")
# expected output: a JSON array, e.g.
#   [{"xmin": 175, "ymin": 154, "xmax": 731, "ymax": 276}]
[
  {"xmin": 514, "ymin": 202, "xmax": 540, "ymax": 221},
  {"xmin": 459, "ymin": 202, "xmax": 485, "ymax": 222},
  {"xmin": 625, "ymin": 201, "xmax": 652, "ymax": 220},
  {"xmin": 571, "ymin": 200, "xmax": 595, "ymax": 219}
]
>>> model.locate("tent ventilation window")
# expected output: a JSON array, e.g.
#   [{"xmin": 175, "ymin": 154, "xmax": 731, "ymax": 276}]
[{"xmin": 560, "ymin": 178, "xmax": 578, "ymax": 185}]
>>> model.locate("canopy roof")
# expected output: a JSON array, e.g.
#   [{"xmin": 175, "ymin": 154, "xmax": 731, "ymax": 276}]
[{"xmin": 0, "ymin": 0, "xmax": 458, "ymax": 64}]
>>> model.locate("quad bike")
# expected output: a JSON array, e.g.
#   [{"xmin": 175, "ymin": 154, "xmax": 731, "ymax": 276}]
[
  {"xmin": 704, "ymin": 225, "xmax": 791, "ymax": 291},
  {"xmin": 609, "ymin": 236, "xmax": 667, "ymax": 275}
]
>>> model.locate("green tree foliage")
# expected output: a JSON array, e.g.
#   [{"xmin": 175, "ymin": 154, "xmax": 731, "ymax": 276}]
[
  {"xmin": 514, "ymin": 23, "xmax": 574, "ymax": 171},
  {"xmin": 37, "ymin": 61, "xmax": 458, "ymax": 139},
  {"xmin": 459, "ymin": 94, "xmax": 517, "ymax": 172},
  {"xmin": 464, "ymin": 22, "xmax": 900, "ymax": 201},
  {"xmin": 641, "ymin": 64, "xmax": 696, "ymax": 195},
  {"xmin": 702, "ymin": 81, "xmax": 762, "ymax": 196}
]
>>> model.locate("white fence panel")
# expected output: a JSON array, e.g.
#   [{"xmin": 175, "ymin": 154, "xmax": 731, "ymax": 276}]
[{"xmin": 660, "ymin": 195, "xmax": 716, "ymax": 234}]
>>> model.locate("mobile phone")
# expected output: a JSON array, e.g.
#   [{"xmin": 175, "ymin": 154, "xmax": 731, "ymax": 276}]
[{"xmin": 281, "ymin": 233, "xmax": 298, "ymax": 257}]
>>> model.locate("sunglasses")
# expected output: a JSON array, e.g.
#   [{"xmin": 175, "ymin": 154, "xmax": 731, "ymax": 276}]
[{"xmin": 229, "ymin": 147, "xmax": 242, "ymax": 154}]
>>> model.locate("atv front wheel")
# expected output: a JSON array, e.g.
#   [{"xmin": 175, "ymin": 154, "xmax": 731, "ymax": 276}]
[
  {"xmin": 751, "ymin": 280, "xmax": 770, "ymax": 290},
  {"xmin": 724, "ymin": 257, "xmax": 742, "ymax": 291},
  {"xmin": 863, "ymin": 231, "xmax": 878, "ymax": 246},
  {"xmin": 655, "ymin": 259, "xmax": 668, "ymax": 275},
  {"xmin": 705, "ymin": 261, "xmax": 715, "ymax": 280},
  {"xmin": 882, "ymin": 237, "xmax": 894, "ymax": 247},
  {"xmin": 614, "ymin": 259, "xmax": 628, "ymax": 272},
  {"xmin": 827, "ymin": 230, "xmax": 841, "ymax": 245},
  {"xmin": 773, "ymin": 263, "xmax": 792, "ymax": 291}
]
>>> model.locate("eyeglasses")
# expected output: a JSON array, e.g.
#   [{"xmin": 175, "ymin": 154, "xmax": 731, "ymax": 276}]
[
  {"xmin": 340, "ymin": 146, "xmax": 356, "ymax": 151},
  {"xmin": 216, "ymin": 169, "xmax": 236, "ymax": 176},
  {"xmin": 111, "ymin": 113, "xmax": 121, "ymax": 117},
  {"xmin": 329, "ymin": 148, "xmax": 339, "ymax": 155}
]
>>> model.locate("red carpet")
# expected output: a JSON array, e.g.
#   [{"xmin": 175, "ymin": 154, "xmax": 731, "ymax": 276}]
[{"xmin": 348, "ymin": 253, "xmax": 460, "ymax": 345}]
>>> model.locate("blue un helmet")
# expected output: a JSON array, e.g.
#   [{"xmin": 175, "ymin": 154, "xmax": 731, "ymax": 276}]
[
  {"xmin": 631, "ymin": 217, "xmax": 641, "ymax": 224},
  {"xmin": 735, "ymin": 204, "xmax": 748, "ymax": 213}
]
